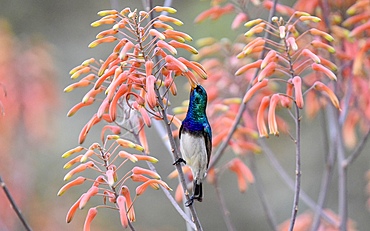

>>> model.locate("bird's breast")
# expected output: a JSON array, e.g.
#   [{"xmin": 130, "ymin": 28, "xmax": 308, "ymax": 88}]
[{"xmin": 180, "ymin": 132, "xmax": 208, "ymax": 179}]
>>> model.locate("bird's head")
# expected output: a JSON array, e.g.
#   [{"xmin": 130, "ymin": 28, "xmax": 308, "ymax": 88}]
[{"xmin": 189, "ymin": 84, "xmax": 208, "ymax": 111}]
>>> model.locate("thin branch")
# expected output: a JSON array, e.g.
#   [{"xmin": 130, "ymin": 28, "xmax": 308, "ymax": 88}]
[
  {"xmin": 288, "ymin": 105, "xmax": 301, "ymax": 231},
  {"xmin": 208, "ymin": 0, "xmax": 279, "ymax": 170},
  {"xmin": 0, "ymin": 175, "xmax": 32, "ymax": 231},
  {"xmin": 214, "ymin": 177, "xmax": 236, "ymax": 231},
  {"xmin": 310, "ymin": 138, "xmax": 336, "ymax": 231},
  {"xmin": 343, "ymin": 128, "xmax": 370, "ymax": 168},
  {"xmin": 258, "ymin": 139, "xmax": 339, "ymax": 227},
  {"xmin": 249, "ymin": 154, "xmax": 277, "ymax": 230}
]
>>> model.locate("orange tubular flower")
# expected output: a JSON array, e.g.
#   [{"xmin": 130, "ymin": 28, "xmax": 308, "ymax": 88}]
[
  {"xmin": 79, "ymin": 114, "xmax": 101, "ymax": 144},
  {"xmin": 116, "ymin": 138, "xmax": 144, "ymax": 151},
  {"xmin": 88, "ymin": 36, "xmax": 117, "ymax": 48},
  {"xmin": 79, "ymin": 186, "xmax": 99, "ymax": 209},
  {"xmin": 133, "ymin": 154, "xmax": 158, "ymax": 163},
  {"xmin": 136, "ymin": 179, "xmax": 172, "ymax": 196},
  {"xmin": 83, "ymin": 207, "xmax": 98, "ymax": 231},
  {"xmin": 261, "ymin": 50, "xmax": 277, "ymax": 69},
  {"xmin": 66, "ymin": 194, "xmax": 84, "ymax": 223},
  {"xmin": 67, "ymin": 98, "xmax": 95, "ymax": 117},
  {"xmin": 98, "ymin": 52, "xmax": 119, "ymax": 77},
  {"xmin": 258, "ymin": 62, "xmax": 276, "ymax": 81},
  {"xmin": 302, "ymin": 49, "xmax": 321, "ymax": 64},
  {"xmin": 157, "ymin": 40, "xmax": 177, "ymax": 55},
  {"xmin": 287, "ymin": 37, "xmax": 298, "ymax": 51},
  {"xmin": 121, "ymin": 186, "xmax": 135, "ymax": 222},
  {"xmin": 64, "ymin": 80, "xmax": 92, "ymax": 93},
  {"xmin": 292, "ymin": 76, "xmax": 304, "ymax": 109},
  {"xmin": 58, "ymin": 176, "xmax": 86, "ymax": 196},
  {"xmin": 117, "ymin": 196, "xmax": 128, "ymax": 228},
  {"xmin": 264, "ymin": 0, "xmax": 295, "ymax": 15},
  {"xmin": 268, "ymin": 94, "xmax": 280, "ymax": 136},
  {"xmin": 165, "ymin": 55, "xmax": 188, "ymax": 72},
  {"xmin": 70, "ymin": 66, "xmax": 91, "ymax": 79},
  {"xmin": 62, "ymin": 146, "xmax": 85, "ymax": 158},
  {"xmin": 281, "ymin": 80, "xmax": 293, "ymax": 108},
  {"xmin": 257, "ymin": 96, "xmax": 270, "ymax": 137},
  {"xmin": 119, "ymin": 150, "xmax": 139, "ymax": 162},
  {"xmin": 63, "ymin": 155, "xmax": 83, "ymax": 169},
  {"xmin": 177, "ymin": 58, "xmax": 207, "ymax": 79},
  {"xmin": 242, "ymin": 78, "xmax": 268, "ymax": 103},
  {"xmin": 163, "ymin": 29, "xmax": 193, "ymax": 41},
  {"xmin": 64, "ymin": 161, "xmax": 95, "ymax": 181},
  {"xmin": 313, "ymin": 81, "xmax": 341, "ymax": 110},
  {"xmin": 106, "ymin": 169, "xmax": 116, "ymax": 186},
  {"xmin": 235, "ymin": 59, "xmax": 263, "ymax": 76},
  {"xmin": 146, "ymin": 75, "xmax": 157, "ymax": 109},
  {"xmin": 132, "ymin": 166, "xmax": 160, "ymax": 179},
  {"xmin": 228, "ymin": 158, "xmax": 255, "ymax": 193},
  {"xmin": 312, "ymin": 63, "xmax": 337, "ymax": 81},
  {"xmin": 232, "ymin": 12, "xmax": 248, "ymax": 30}
]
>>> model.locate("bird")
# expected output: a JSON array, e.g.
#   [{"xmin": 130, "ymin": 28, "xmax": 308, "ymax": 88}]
[{"xmin": 178, "ymin": 84, "xmax": 212, "ymax": 206}]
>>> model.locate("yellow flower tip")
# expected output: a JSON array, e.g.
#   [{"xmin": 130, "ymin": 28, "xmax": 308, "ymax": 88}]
[
  {"xmin": 346, "ymin": 6, "xmax": 357, "ymax": 16},
  {"xmin": 195, "ymin": 37, "xmax": 217, "ymax": 47},
  {"xmin": 91, "ymin": 18, "xmax": 116, "ymax": 27},
  {"xmin": 158, "ymin": 15, "xmax": 183, "ymax": 26},
  {"xmin": 154, "ymin": 6, "xmax": 177, "ymax": 14},
  {"xmin": 97, "ymin": 10, "xmax": 118, "ymax": 17},
  {"xmin": 82, "ymin": 58, "xmax": 95, "ymax": 66},
  {"xmin": 64, "ymin": 85, "xmax": 74, "ymax": 93},
  {"xmin": 244, "ymin": 18, "xmax": 263, "ymax": 28},
  {"xmin": 62, "ymin": 146, "xmax": 84, "ymax": 158},
  {"xmin": 223, "ymin": 98, "xmax": 242, "ymax": 105},
  {"xmin": 299, "ymin": 16, "xmax": 321, "ymax": 23},
  {"xmin": 294, "ymin": 11, "xmax": 310, "ymax": 17},
  {"xmin": 107, "ymin": 134, "xmax": 120, "ymax": 140}
]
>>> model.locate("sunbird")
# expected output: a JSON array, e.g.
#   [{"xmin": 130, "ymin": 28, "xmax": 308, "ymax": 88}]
[{"xmin": 179, "ymin": 84, "xmax": 212, "ymax": 206}]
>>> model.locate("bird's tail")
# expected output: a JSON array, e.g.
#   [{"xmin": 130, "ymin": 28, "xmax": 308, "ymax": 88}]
[{"xmin": 193, "ymin": 181, "xmax": 203, "ymax": 202}]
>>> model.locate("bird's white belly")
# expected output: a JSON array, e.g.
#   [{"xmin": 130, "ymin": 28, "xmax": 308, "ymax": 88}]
[{"xmin": 180, "ymin": 133, "xmax": 208, "ymax": 181}]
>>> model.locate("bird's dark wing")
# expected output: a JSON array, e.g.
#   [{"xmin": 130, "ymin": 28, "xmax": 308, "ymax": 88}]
[
  {"xmin": 203, "ymin": 124, "xmax": 212, "ymax": 169},
  {"xmin": 179, "ymin": 123, "xmax": 183, "ymax": 139}
]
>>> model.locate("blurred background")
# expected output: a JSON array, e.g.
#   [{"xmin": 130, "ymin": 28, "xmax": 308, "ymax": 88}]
[{"xmin": 0, "ymin": 0, "xmax": 369, "ymax": 230}]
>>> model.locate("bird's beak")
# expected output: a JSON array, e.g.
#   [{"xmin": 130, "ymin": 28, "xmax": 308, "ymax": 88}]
[{"xmin": 190, "ymin": 80, "xmax": 198, "ymax": 89}]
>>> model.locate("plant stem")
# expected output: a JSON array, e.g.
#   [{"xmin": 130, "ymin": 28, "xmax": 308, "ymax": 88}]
[
  {"xmin": 0, "ymin": 175, "xmax": 32, "ymax": 231},
  {"xmin": 249, "ymin": 155, "xmax": 277, "ymax": 231},
  {"xmin": 214, "ymin": 177, "xmax": 236, "ymax": 231},
  {"xmin": 343, "ymin": 129, "xmax": 370, "ymax": 168},
  {"xmin": 310, "ymin": 132, "xmax": 336, "ymax": 231},
  {"xmin": 258, "ymin": 139, "xmax": 339, "ymax": 227},
  {"xmin": 288, "ymin": 105, "xmax": 301, "ymax": 231}
]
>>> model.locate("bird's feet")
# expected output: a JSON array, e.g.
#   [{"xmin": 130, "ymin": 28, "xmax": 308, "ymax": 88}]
[
  {"xmin": 173, "ymin": 157, "xmax": 186, "ymax": 165},
  {"xmin": 185, "ymin": 195, "xmax": 202, "ymax": 207}
]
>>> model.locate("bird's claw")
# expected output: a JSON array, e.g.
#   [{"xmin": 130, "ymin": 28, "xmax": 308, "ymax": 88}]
[
  {"xmin": 173, "ymin": 157, "xmax": 186, "ymax": 165},
  {"xmin": 185, "ymin": 197, "xmax": 194, "ymax": 207},
  {"xmin": 185, "ymin": 195, "xmax": 202, "ymax": 207}
]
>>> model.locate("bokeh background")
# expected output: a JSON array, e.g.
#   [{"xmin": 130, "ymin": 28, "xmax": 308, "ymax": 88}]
[{"xmin": 0, "ymin": 0, "xmax": 369, "ymax": 230}]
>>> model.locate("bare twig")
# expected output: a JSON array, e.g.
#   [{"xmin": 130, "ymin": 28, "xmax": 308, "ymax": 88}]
[
  {"xmin": 214, "ymin": 176, "xmax": 236, "ymax": 231},
  {"xmin": 0, "ymin": 175, "xmax": 32, "ymax": 231},
  {"xmin": 343, "ymin": 129, "xmax": 370, "ymax": 168},
  {"xmin": 288, "ymin": 105, "xmax": 301, "ymax": 231},
  {"xmin": 258, "ymin": 139, "xmax": 339, "ymax": 227},
  {"xmin": 310, "ymin": 119, "xmax": 337, "ymax": 231},
  {"xmin": 249, "ymin": 154, "xmax": 277, "ymax": 230}
]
